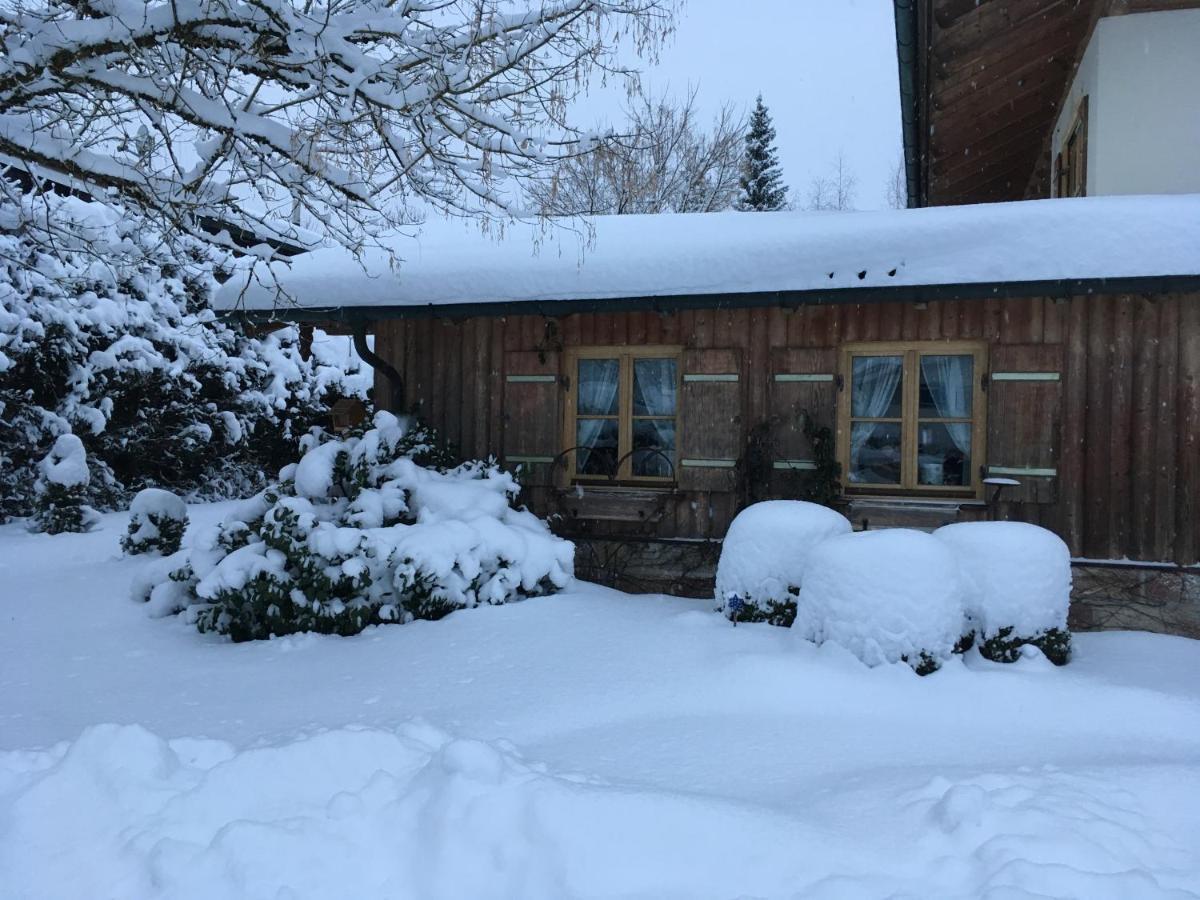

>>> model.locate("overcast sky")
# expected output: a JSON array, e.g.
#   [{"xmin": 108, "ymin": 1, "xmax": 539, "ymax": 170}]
[{"xmin": 580, "ymin": 0, "xmax": 904, "ymax": 210}]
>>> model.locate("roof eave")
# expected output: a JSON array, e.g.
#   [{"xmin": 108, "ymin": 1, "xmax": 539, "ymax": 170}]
[{"xmin": 221, "ymin": 273, "xmax": 1200, "ymax": 325}]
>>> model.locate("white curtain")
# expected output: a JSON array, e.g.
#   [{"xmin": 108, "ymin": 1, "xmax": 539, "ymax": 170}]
[
  {"xmin": 633, "ymin": 359, "xmax": 676, "ymax": 416},
  {"xmin": 577, "ymin": 360, "xmax": 620, "ymax": 473},
  {"xmin": 920, "ymin": 355, "xmax": 972, "ymax": 453},
  {"xmin": 632, "ymin": 360, "xmax": 677, "ymax": 475},
  {"xmin": 850, "ymin": 356, "xmax": 903, "ymax": 454}
]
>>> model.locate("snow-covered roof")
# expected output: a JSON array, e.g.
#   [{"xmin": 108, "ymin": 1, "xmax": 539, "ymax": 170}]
[{"xmin": 215, "ymin": 194, "xmax": 1200, "ymax": 314}]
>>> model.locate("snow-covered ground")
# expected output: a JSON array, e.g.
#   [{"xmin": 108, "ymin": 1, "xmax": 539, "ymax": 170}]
[{"xmin": 3, "ymin": 503, "xmax": 1200, "ymax": 899}]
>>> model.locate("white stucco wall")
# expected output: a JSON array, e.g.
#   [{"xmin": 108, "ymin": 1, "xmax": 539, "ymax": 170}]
[{"xmin": 1050, "ymin": 9, "xmax": 1200, "ymax": 197}]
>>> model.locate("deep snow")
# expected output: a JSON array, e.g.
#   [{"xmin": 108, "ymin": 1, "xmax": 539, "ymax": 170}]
[
  {"xmin": 216, "ymin": 194, "xmax": 1200, "ymax": 312},
  {"xmin": 2, "ymin": 503, "xmax": 1200, "ymax": 899}
]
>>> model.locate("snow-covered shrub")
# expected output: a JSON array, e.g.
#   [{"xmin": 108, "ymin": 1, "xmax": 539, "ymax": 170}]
[
  {"xmin": 795, "ymin": 529, "xmax": 966, "ymax": 675},
  {"xmin": 134, "ymin": 413, "xmax": 574, "ymax": 641},
  {"xmin": 121, "ymin": 489, "xmax": 189, "ymax": 556},
  {"xmin": 935, "ymin": 521, "xmax": 1073, "ymax": 665},
  {"xmin": 715, "ymin": 500, "xmax": 851, "ymax": 626},
  {"xmin": 33, "ymin": 434, "xmax": 95, "ymax": 534},
  {"xmin": 0, "ymin": 189, "xmax": 360, "ymax": 523}
]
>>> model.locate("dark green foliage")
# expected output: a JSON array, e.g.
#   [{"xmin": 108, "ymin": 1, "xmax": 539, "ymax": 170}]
[
  {"xmin": 794, "ymin": 412, "xmax": 842, "ymax": 507},
  {"xmin": 737, "ymin": 95, "xmax": 789, "ymax": 211},
  {"xmin": 121, "ymin": 512, "xmax": 187, "ymax": 556},
  {"xmin": 34, "ymin": 483, "xmax": 90, "ymax": 534},
  {"xmin": 1033, "ymin": 627, "xmax": 1073, "ymax": 666},
  {"xmin": 978, "ymin": 626, "xmax": 1072, "ymax": 666},
  {"xmin": 0, "ymin": 191, "xmax": 348, "ymax": 523},
  {"xmin": 193, "ymin": 500, "xmax": 384, "ymax": 642},
  {"xmin": 737, "ymin": 421, "xmax": 775, "ymax": 505},
  {"xmin": 905, "ymin": 652, "xmax": 941, "ymax": 676},
  {"xmin": 722, "ymin": 591, "xmax": 798, "ymax": 628}
]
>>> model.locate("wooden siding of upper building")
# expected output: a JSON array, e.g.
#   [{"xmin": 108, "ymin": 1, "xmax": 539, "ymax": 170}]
[
  {"xmin": 910, "ymin": 0, "xmax": 1200, "ymax": 206},
  {"xmin": 372, "ymin": 293, "xmax": 1200, "ymax": 566}
]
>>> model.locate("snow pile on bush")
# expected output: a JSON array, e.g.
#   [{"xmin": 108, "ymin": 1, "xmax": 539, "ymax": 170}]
[
  {"xmin": 715, "ymin": 500, "xmax": 852, "ymax": 626},
  {"xmin": 133, "ymin": 412, "xmax": 574, "ymax": 641},
  {"xmin": 795, "ymin": 529, "xmax": 966, "ymax": 674},
  {"xmin": 0, "ymin": 189, "xmax": 361, "ymax": 523},
  {"xmin": 33, "ymin": 434, "xmax": 96, "ymax": 534},
  {"xmin": 935, "ymin": 521, "xmax": 1072, "ymax": 664},
  {"xmin": 121, "ymin": 489, "xmax": 188, "ymax": 556}
]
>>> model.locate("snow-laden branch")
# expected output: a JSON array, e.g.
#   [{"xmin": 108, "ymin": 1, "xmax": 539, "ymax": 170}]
[{"xmin": 0, "ymin": 0, "xmax": 676, "ymax": 257}]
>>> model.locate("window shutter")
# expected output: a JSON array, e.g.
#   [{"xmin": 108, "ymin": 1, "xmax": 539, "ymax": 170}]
[
  {"xmin": 502, "ymin": 350, "xmax": 560, "ymax": 486},
  {"xmin": 678, "ymin": 347, "xmax": 743, "ymax": 490},
  {"xmin": 987, "ymin": 344, "xmax": 1063, "ymax": 503},
  {"xmin": 769, "ymin": 347, "xmax": 837, "ymax": 478}
]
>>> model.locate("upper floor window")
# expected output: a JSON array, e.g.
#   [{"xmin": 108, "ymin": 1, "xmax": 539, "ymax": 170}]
[
  {"xmin": 1055, "ymin": 96, "xmax": 1089, "ymax": 198},
  {"xmin": 838, "ymin": 342, "xmax": 986, "ymax": 497},
  {"xmin": 564, "ymin": 346, "xmax": 680, "ymax": 483}
]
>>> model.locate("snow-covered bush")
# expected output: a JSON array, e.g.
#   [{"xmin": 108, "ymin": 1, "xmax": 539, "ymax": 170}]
[
  {"xmin": 935, "ymin": 522, "xmax": 1073, "ymax": 665},
  {"xmin": 121, "ymin": 489, "xmax": 189, "ymax": 556},
  {"xmin": 134, "ymin": 413, "xmax": 574, "ymax": 641},
  {"xmin": 715, "ymin": 500, "xmax": 852, "ymax": 626},
  {"xmin": 33, "ymin": 434, "xmax": 95, "ymax": 534},
  {"xmin": 795, "ymin": 529, "xmax": 966, "ymax": 675},
  {"xmin": 0, "ymin": 189, "xmax": 360, "ymax": 523}
]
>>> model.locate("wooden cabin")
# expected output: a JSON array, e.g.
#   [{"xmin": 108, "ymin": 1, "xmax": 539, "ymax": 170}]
[{"xmin": 222, "ymin": 0, "xmax": 1200, "ymax": 635}]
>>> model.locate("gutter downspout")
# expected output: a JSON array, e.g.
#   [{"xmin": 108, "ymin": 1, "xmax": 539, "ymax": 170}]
[
  {"xmin": 893, "ymin": 0, "xmax": 923, "ymax": 208},
  {"xmin": 351, "ymin": 321, "xmax": 406, "ymax": 412}
]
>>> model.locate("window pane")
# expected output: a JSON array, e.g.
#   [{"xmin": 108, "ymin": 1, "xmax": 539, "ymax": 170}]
[
  {"xmin": 851, "ymin": 356, "xmax": 903, "ymax": 418},
  {"xmin": 849, "ymin": 422, "xmax": 901, "ymax": 484},
  {"xmin": 918, "ymin": 423, "xmax": 971, "ymax": 487},
  {"xmin": 576, "ymin": 418, "xmax": 618, "ymax": 476},
  {"xmin": 632, "ymin": 419, "xmax": 675, "ymax": 477},
  {"xmin": 633, "ymin": 358, "xmax": 677, "ymax": 416},
  {"xmin": 919, "ymin": 355, "xmax": 973, "ymax": 419},
  {"xmin": 578, "ymin": 359, "xmax": 619, "ymax": 415}
]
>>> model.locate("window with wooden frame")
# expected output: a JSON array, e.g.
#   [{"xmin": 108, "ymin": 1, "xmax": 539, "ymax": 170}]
[
  {"xmin": 563, "ymin": 346, "xmax": 681, "ymax": 483},
  {"xmin": 1055, "ymin": 96, "xmax": 1089, "ymax": 198},
  {"xmin": 837, "ymin": 342, "xmax": 987, "ymax": 498}
]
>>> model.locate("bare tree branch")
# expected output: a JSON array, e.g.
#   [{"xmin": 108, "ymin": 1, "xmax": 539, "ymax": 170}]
[{"xmin": 527, "ymin": 87, "xmax": 744, "ymax": 215}]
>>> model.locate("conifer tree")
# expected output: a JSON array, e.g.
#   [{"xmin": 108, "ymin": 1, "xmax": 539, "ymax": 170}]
[{"xmin": 737, "ymin": 95, "xmax": 789, "ymax": 211}]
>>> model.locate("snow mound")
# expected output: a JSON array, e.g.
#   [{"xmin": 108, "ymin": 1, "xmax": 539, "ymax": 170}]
[
  {"xmin": 934, "ymin": 521, "xmax": 1071, "ymax": 640},
  {"xmin": 0, "ymin": 722, "xmax": 812, "ymax": 900},
  {"xmin": 796, "ymin": 529, "xmax": 966, "ymax": 671},
  {"xmin": 129, "ymin": 488, "xmax": 188, "ymax": 521},
  {"xmin": 122, "ymin": 489, "xmax": 190, "ymax": 556},
  {"xmin": 38, "ymin": 434, "xmax": 89, "ymax": 488},
  {"xmin": 715, "ymin": 500, "xmax": 851, "ymax": 625}
]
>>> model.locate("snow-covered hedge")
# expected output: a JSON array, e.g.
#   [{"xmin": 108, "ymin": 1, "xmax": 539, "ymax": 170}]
[
  {"xmin": 935, "ymin": 521, "xmax": 1072, "ymax": 665},
  {"xmin": 33, "ymin": 434, "xmax": 96, "ymax": 534},
  {"xmin": 121, "ymin": 489, "xmax": 188, "ymax": 556},
  {"xmin": 0, "ymin": 190, "xmax": 361, "ymax": 522},
  {"xmin": 715, "ymin": 500, "xmax": 852, "ymax": 626},
  {"xmin": 133, "ymin": 413, "xmax": 574, "ymax": 641},
  {"xmin": 795, "ymin": 529, "xmax": 966, "ymax": 674}
]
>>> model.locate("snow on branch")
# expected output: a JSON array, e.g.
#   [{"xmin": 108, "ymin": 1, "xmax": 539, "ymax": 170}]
[{"xmin": 0, "ymin": 0, "xmax": 677, "ymax": 257}]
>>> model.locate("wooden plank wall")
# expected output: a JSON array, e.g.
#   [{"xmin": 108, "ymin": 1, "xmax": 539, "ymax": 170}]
[{"xmin": 374, "ymin": 292, "xmax": 1200, "ymax": 565}]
